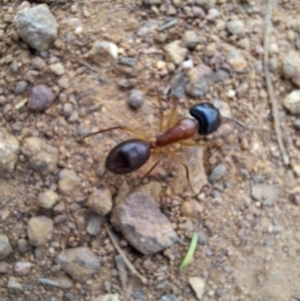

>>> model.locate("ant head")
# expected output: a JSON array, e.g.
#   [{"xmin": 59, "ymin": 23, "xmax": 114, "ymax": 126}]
[{"xmin": 189, "ymin": 103, "xmax": 221, "ymax": 135}]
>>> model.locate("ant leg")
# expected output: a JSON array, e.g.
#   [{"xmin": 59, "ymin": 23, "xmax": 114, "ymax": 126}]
[
  {"xmin": 166, "ymin": 96, "xmax": 177, "ymax": 130},
  {"xmin": 139, "ymin": 157, "xmax": 163, "ymax": 183},
  {"xmin": 164, "ymin": 149, "xmax": 193, "ymax": 192},
  {"xmin": 82, "ymin": 125, "xmax": 146, "ymax": 140}
]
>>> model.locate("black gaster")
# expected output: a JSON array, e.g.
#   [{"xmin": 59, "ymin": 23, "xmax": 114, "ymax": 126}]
[
  {"xmin": 105, "ymin": 139, "xmax": 151, "ymax": 174},
  {"xmin": 189, "ymin": 103, "xmax": 221, "ymax": 135}
]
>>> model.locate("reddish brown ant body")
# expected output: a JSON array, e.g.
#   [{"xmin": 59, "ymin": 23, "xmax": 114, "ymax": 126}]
[{"xmin": 84, "ymin": 101, "xmax": 223, "ymax": 184}]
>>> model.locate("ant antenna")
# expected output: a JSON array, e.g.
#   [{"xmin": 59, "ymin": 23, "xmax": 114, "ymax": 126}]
[{"xmin": 222, "ymin": 116, "xmax": 246, "ymax": 129}]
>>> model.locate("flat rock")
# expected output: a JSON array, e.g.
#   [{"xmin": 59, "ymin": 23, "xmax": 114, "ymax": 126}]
[
  {"xmin": 55, "ymin": 247, "xmax": 100, "ymax": 282},
  {"xmin": 0, "ymin": 128, "xmax": 19, "ymax": 174},
  {"xmin": 21, "ymin": 137, "xmax": 59, "ymax": 175},
  {"xmin": 0, "ymin": 234, "xmax": 12, "ymax": 259},
  {"xmin": 27, "ymin": 216, "xmax": 53, "ymax": 246},
  {"xmin": 251, "ymin": 184, "xmax": 279, "ymax": 206},
  {"xmin": 283, "ymin": 90, "xmax": 300, "ymax": 115},
  {"xmin": 110, "ymin": 191, "xmax": 178, "ymax": 255},
  {"xmin": 15, "ymin": 4, "xmax": 58, "ymax": 51},
  {"xmin": 189, "ymin": 277, "xmax": 206, "ymax": 300}
]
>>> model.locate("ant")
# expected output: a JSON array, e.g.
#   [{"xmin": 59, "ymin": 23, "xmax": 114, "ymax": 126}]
[{"xmin": 83, "ymin": 92, "xmax": 243, "ymax": 188}]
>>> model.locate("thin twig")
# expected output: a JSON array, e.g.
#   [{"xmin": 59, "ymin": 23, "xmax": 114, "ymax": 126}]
[
  {"xmin": 104, "ymin": 223, "xmax": 148, "ymax": 284},
  {"xmin": 263, "ymin": 0, "xmax": 290, "ymax": 165}
]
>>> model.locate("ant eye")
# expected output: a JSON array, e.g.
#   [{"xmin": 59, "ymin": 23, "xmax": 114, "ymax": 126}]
[{"xmin": 189, "ymin": 103, "xmax": 221, "ymax": 135}]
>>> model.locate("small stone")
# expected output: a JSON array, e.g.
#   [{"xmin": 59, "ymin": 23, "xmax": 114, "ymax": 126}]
[
  {"xmin": 87, "ymin": 214, "xmax": 104, "ymax": 236},
  {"xmin": 170, "ymin": 71, "xmax": 187, "ymax": 99},
  {"xmin": 195, "ymin": 0, "xmax": 216, "ymax": 10},
  {"xmin": 89, "ymin": 40, "xmax": 118, "ymax": 68},
  {"xmin": 164, "ymin": 40, "xmax": 188, "ymax": 65},
  {"xmin": 0, "ymin": 128, "xmax": 19, "ymax": 174},
  {"xmin": 226, "ymin": 50, "xmax": 248, "ymax": 73},
  {"xmin": 182, "ymin": 30, "xmax": 199, "ymax": 49},
  {"xmin": 14, "ymin": 262, "xmax": 32, "ymax": 275},
  {"xmin": 292, "ymin": 71, "xmax": 300, "ymax": 88},
  {"xmin": 0, "ymin": 261, "xmax": 9, "ymax": 273},
  {"xmin": 281, "ymin": 51, "xmax": 300, "ymax": 79},
  {"xmin": 7, "ymin": 276, "xmax": 23, "ymax": 292},
  {"xmin": 58, "ymin": 169, "xmax": 80, "ymax": 195},
  {"xmin": 251, "ymin": 184, "xmax": 279, "ymax": 206},
  {"xmin": 111, "ymin": 191, "xmax": 178, "ymax": 255},
  {"xmin": 283, "ymin": 90, "xmax": 300, "ymax": 115},
  {"xmin": 49, "ymin": 62, "xmax": 65, "ymax": 76},
  {"xmin": 209, "ymin": 164, "xmax": 227, "ymax": 182},
  {"xmin": 21, "ymin": 137, "xmax": 59, "ymax": 175},
  {"xmin": 27, "ymin": 216, "xmax": 53, "ymax": 247},
  {"xmin": 55, "ymin": 247, "xmax": 100, "ymax": 282},
  {"xmin": 28, "ymin": 84, "xmax": 56, "ymax": 111},
  {"xmin": 63, "ymin": 103, "xmax": 73, "ymax": 117},
  {"xmin": 53, "ymin": 275, "xmax": 73, "ymax": 289},
  {"xmin": 0, "ymin": 235, "xmax": 12, "ymax": 259},
  {"xmin": 189, "ymin": 277, "xmax": 206, "ymax": 300},
  {"xmin": 132, "ymin": 290, "xmax": 147, "ymax": 301},
  {"xmin": 292, "ymin": 163, "xmax": 300, "ymax": 177},
  {"xmin": 128, "ymin": 89, "xmax": 144, "ymax": 109},
  {"xmin": 94, "ymin": 294, "xmax": 120, "ymax": 301},
  {"xmin": 180, "ymin": 199, "xmax": 204, "ymax": 218},
  {"xmin": 161, "ymin": 295, "xmax": 178, "ymax": 301},
  {"xmin": 32, "ymin": 57, "xmax": 46, "ymax": 70},
  {"xmin": 117, "ymin": 78, "xmax": 137, "ymax": 89},
  {"xmin": 15, "ymin": 4, "xmax": 58, "ymax": 51},
  {"xmin": 87, "ymin": 188, "xmax": 112, "ymax": 216},
  {"xmin": 38, "ymin": 190, "xmax": 59, "ymax": 209},
  {"xmin": 206, "ymin": 8, "xmax": 219, "ymax": 21},
  {"xmin": 226, "ymin": 19, "xmax": 244, "ymax": 35},
  {"xmin": 17, "ymin": 239, "xmax": 29, "ymax": 254},
  {"xmin": 14, "ymin": 80, "xmax": 28, "ymax": 95},
  {"xmin": 192, "ymin": 6, "xmax": 205, "ymax": 18}
]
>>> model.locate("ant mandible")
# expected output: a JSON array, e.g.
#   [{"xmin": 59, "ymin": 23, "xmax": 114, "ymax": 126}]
[{"xmin": 83, "ymin": 92, "xmax": 241, "ymax": 186}]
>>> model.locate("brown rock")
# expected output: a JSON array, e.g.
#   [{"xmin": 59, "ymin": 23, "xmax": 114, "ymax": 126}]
[
  {"xmin": 87, "ymin": 188, "xmax": 113, "ymax": 216},
  {"xmin": 180, "ymin": 199, "xmax": 204, "ymax": 218},
  {"xmin": 27, "ymin": 216, "xmax": 53, "ymax": 247}
]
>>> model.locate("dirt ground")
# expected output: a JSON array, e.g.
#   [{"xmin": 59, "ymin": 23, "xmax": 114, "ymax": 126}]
[{"xmin": 1, "ymin": 0, "xmax": 300, "ymax": 300}]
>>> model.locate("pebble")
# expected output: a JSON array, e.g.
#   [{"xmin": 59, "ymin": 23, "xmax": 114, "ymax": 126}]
[
  {"xmin": 89, "ymin": 40, "xmax": 118, "ymax": 68},
  {"xmin": 27, "ymin": 84, "xmax": 56, "ymax": 111},
  {"xmin": 180, "ymin": 199, "xmax": 204, "ymax": 218},
  {"xmin": 132, "ymin": 290, "xmax": 147, "ymax": 301},
  {"xmin": 292, "ymin": 163, "xmax": 300, "ymax": 177},
  {"xmin": 58, "ymin": 169, "xmax": 80, "ymax": 195},
  {"xmin": 94, "ymin": 294, "xmax": 120, "ymax": 301},
  {"xmin": 32, "ymin": 57, "xmax": 46, "ymax": 70},
  {"xmin": 21, "ymin": 137, "xmax": 59, "ymax": 175},
  {"xmin": 14, "ymin": 262, "xmax": 32, "ymax": 275},
  {"xmin": 63, "ymin": 103, "xmax": 73, "ymax": 117},
  {"xmin": 182, "ymin": 30, "xmax": 199, "ymax": 49},
  {"xmin": 160, "ymin": 294, "xmax": 178, "ymax": 301},
  {"xmin": 110, "ymin": 191, "xmax": 178, "ymax": 255},
  {"xmin": 87, "ymin": 214, "xmax": 104, "ymax": 236},
  {"xmin": 283, "ymin": 90, "xmax": 300, "ymax": 115},
  {"xmin": 186, "ymin": 64, "xmax": 213, "ymax": 97},
  {"xmin": 226, "ymin": 19, "xmax": 244, "ymax": 36},
  {"xmin": 118, "ymin": 78, "xmax": 137, "ymax": 89},
  {"xmin": 192, "ymin": 6, "xmax": 205, "ymax": 18},
  {"xmin": 251, "ymin": 184, "xmax": 279, "ymax": 206},
  {"xmin": 38, "ymin": 190, "xmax": 59, "ymax": 209},
  {"xmin": 206, "ymin": 8, "xmax": 219, "ymax": 21},
  {"xmin": 7, "ymin": 276, "xmax": 23, "ymax": 292},
  {"xmin": 128, "ymin": 89, "xmax": 144, "ymax": 109},
  {"xmin": 17, "ymin": 238, "xmax": 29, "ymax": 254},
  {"xmin": 170, "ymin": 71, "xmax": 186, "ymax": 99},
  {"xmin": 14, "ymin": 80, "xmax": 28, "ymax": 95},
  {"xmin": 87, "ymin": 188, "xmax": 112, "ymax": 216},
  {"xmin": 38, "ymin": 277, "xmax": 59, "ymax": 287},
  {"xmin": 0, "ymin": 128, "xmax": 19, "ymax": 174},
  {"xmin": 0, "ymin": 261, "xmax": 9, "ymax": 273},
  {"xmin": 49, "ymin": 62, "xmax": 65, "ymax": 76},
  {"xmin": 292, "ymin": 71, "xmax": 300, "ymax": 88},
  {"xmin": 281, "ymin": 51, "xmax": 300, "ymax": 79},
  {"xmin": 164, "ymin": 40, "xmax": 188, "ymax": 65},
  {"xmin": 15, "ymin": 4, "xmax": 58, "ymax": 51},
  {"xmin": 52, "ymin": 275, "xmax": 73, "ymax": 289},
  {"xmin": 0, "ymin": 235, "xmax": 12, "ymax": 259},
  {"xmin": 226, "ymin": 50, "xmax": 248, "ymax": 73},
  {"xmin": 119, "ymin": 57, "xmax": 138, "ymax": 67},
  {"xmin": 209, "ymin": 164, "xmax": 227, "ymax": 182},
  {"xmin": 195, "ymin": 0, "xmax": 216, "ymax": 10},
  {"xmin": 189, "ymin": 277, "xmax": 206, "ymax": 300},
  {"xmin": 55, "ymin": 247, "xmax": 100, "ymax": 282},
  {"xmin": 27, "ymin": 216, "xmax": 53, "ymax": 246}
]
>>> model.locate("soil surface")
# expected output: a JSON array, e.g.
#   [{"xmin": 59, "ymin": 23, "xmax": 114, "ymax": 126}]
[{"xmin": 1, "ymin": 0, "xmax": 300, "ymax": 301}]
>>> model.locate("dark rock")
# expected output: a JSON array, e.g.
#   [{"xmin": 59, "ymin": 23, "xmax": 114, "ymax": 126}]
[{"xmin": 28, "ymin": 84, "xmax": 56, "ymax": 111}]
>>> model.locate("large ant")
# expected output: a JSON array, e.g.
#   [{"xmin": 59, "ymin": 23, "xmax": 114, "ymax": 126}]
[{"xmin": 83, "ymin": 93, "xmax": 242, "ymax": 187}]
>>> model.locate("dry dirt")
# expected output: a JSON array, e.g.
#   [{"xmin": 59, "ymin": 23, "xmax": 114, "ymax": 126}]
[{"xmin": 1, "ymin": 0, "xmax": 300, "ymax": 301}]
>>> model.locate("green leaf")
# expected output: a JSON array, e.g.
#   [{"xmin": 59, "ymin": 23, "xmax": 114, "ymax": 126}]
[{"xmin": 179, "ymin": 232, "xmax": 198, "ymax": 271}]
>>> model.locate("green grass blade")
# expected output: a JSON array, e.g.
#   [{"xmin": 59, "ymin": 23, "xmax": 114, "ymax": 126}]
[{"xmin": 179, "ymin": 232, "xmax": 198, "ymax": 271}]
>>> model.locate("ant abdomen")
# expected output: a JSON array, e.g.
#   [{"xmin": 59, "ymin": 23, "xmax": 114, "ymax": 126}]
[
  {"xmin": 189, "ymin": 103, "xmax": 221, "ymax": 135},
  {"xmin": 105, "ymin": 139, "xmax": 151, "ymax": 174}
]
